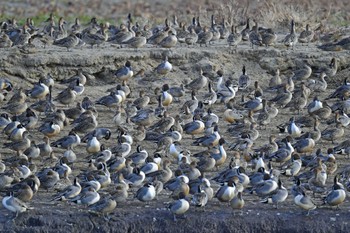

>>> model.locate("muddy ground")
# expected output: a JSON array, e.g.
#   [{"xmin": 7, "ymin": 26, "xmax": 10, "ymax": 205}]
[{"xmin": 0, "ymin": 36, "xmax": 350, "ymax": 233}]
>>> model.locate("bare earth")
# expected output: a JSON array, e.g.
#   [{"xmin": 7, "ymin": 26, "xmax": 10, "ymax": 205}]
[{"xmin": 1, "ymin": 37, "xmax": 350, "ymax": 233}]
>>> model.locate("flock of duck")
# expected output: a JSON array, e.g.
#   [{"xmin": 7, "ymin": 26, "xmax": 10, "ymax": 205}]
[
  {"xmin": 0, "ymin": 13, "xmax": 350, "ymax": 224},
  {"xmin": 1, "ymin": 13, "xmax": 350, "ymax": 51}
]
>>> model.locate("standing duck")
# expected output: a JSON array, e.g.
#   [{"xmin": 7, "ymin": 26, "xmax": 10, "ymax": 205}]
[{"xmin": 283, "ymin": 19, "xmax": 297, "ymax": 49}]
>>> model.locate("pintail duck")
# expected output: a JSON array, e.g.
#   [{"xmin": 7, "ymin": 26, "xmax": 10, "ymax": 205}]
[
  {"xmin": 9, "ymin": 123, "xmax": 27, "ymax": 142},
  {"xmin": 89, "ymin": 196, "xmax": 116, "ymax": 219},
  {"xmin": 82, "ymin": 128, "xmax": 111, "ymax": 142},
  {"xmin": 261, "ymin": 179, "xmax": 288, "ymax": 209},
  {"xmin": 159, "ymin": 31, "xmax": 177, "ymax": 48},
  {"xmin": 96, "ymin": 91, "xmax": 123, "ymax": 109},
  {"xmin": 124, "ymin": 167, "xmax": 145, "ymax": 187},
  {"xmin": 217, "ymin": 80, "xmax": 238, "ymax": 104},
  {"xmin": 256, "ymin": 99, "xmax": 271, "ymax": 128},
  {"xmin": 128, "ymin": 145, "xmax": 148, "ymax": 166},
  {"xmin": 283, "ymin": 19, "xmax": 297, "ymax": 49},
  {"xmin": 10, "ymin": 181, "xmax": 35, "ymax": 202},
  {"xmin": 53, "ymin": 33, "xmax": 79, "ymax": 51},
  {"xmin": 37, "ymin": 168, "xmax": 60, "ymax": 191},
  {"xmin": 23, "ymin": 140, "xmax": 40, "ymax": 160},
  {"xmin": 52, "ymin": 177, "xmax": 81, "ymax": 201},
  {"xmin": 241, "ymin": 18, "xmax": 250, "ymax": 41},
  {"xmin": 2, "ymin": 192, "xmax": 33, "ymax": 219},
  {"xmin": 156, "ymin": 56, "xmax": 173, "ymax": 76},
  {"xmin": 191, "ymin": 184, "xmax": 208, "ymax": 208},
  {"xmin": 321, "ymin": 121, "xmax": 344, "ymax": 144},
  {"xmin": 251, "ymin": 173, "xmax": 278, "ymax": 197},
  {"xmin": 132, "ymin": 90, "xmax": 149, "ymax": 110},
  {"xmin": 317, "ymin": 57, "xmax": 338, "ymax": 78},
  {"xmin": 324, "ymin": 176, "xmax": 346, "ymax": 208},
  {"xmin": 238, "ymin": 66, "xmax": 250, "ymax": 90},
  {"xmin": 185, "ymin": 27, "xmax": 198, "ymax": 46},
  {"xmin": 307, "ymin": 72, "xmax": 327, "ymax": 92},
  {"xmin": 147, "ymin": 160, "xmax": 172, "ymax": 183},
  {"xmin": 71, "ymin": 187, "xmax": 100, "ymax": 206},
  {"xmin": 169, "ymin": 192, "xmax": 190, "ymax": 221},
  {"xmin": 183, "ymin": 114, "xmax": 205, "ymax": 138},
  {"xmin": 109, "ymin": 23, "xmax": 134, "ymax": 44},
  {"xmin": 242, "ymin": 95, "xmax": 263, "ymax": 112},
  {"xmin": 292, "ymin": 62, "xmax": 312, "ymax": 81},
  {"xmin": 11, "ymin": 24, "xmax": 31, "ymax": 47},
  {"xmin": 54, "ymin": 85, "xmax": 77, "ymax": 107},
  {"xmin": 197, "ymin": 26, "xmax": 213, "ymax": 47},
  {"xmin": 215, "ymin": 178, "xmax": 236, "ymax": 202},
  {"xmin": 135, "ymin": 182, "xmax": 156, "ymax": 203},
  {"xmin": 261, "ymin": 28, "xmax": 277, "ymax": 47},
  {"xmin": 51, "ymin": 131, "xmax": 81, "ymax": 149},
  {"xmin": 249, "ymin": 20, "xmax": 263, "ymax": 48},
  {"xmin": 210, "ymin": 15, "xmax": 220, "ymax": 44},
  {"xmin": 227, "ymin": 25, "xmax": 242, "ymax": 51},
  {"xmin": 140, "ymin": 154, "xmax": 162, "ymax": 175},
  {"xmin": 38, "ymin": 121, "xmax": 61, "ymax": 138},
  {"xmin": 115, "ymin": 60, "xmax": 133, "ymax": 83},
  {"xmin": 281, "ymin": 153, "xmax": 302, "ymax": 176},
  {"xmin": 269, "ymin": 84, "xmax": 292, "ymax": 107},
  {"xmin": 294, "ymin": 189, "xmax": 316, "ymax": 215},
  {"xmin": 82, "ymin": 23, "xmax": 108, "ymax": 48},
  {"xmin": 185, "ymin": 69, "xmax": 208, "ymax": 91},
  {"xmin": 0, "ymin": 32, "xmax": 13, "ymax": 48},
  {"xmin": 269, "ymin": 136, "xmax": 294, "ymax": 163},
  {"xmin": 298, "ymin": 24, "xmax": 314, "ymax": 44},
  {"xmin": 61, "ymin": 68, "xmax": 87, "ymax": 86},
  {"xmin": 4, "ymin": 131, "xmax": 31, "ymax": 153},
  {"xmin": 268, "ymin": 69, "xmax": 282, "ymax": 88},
  {"xmin": 26, "ymin": 79, "xmax": 50, "ymax": 100},
  {"xmin": 111, "ymin": 136, "xmax": 131, "ymax": 158},
  {"xmin": 230, "ymin": 192, "xmax": 245, "ymax": 214}
]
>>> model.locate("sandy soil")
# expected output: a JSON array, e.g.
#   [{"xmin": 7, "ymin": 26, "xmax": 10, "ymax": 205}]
[{"xmin": 0, "ymin": 37, "xmax": 350, "ymax": 233}]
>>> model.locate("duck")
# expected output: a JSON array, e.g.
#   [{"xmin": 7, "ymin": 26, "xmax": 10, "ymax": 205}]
[
  {"xmin": 115, "ymin": 60, "xmax": 133, "ymax": 83},
  {"xmin": 298, "ymin": 24, "xmax": 314, "ymax": 44},
  {"xmin": 3, "ymin": 131, "xmax": 31, "ymax": 153},
  {"xmin": 191, "ymin": 184, "xmax": 208, "ymax": 208},
  {"xmin": 71, "ymin": 187, "xmax": 100, "ymax": 206},
  {"xmin": 185, "ymin": 69, "xmax": 208, "ymax": 91},
  {"xmin": 321, "ymin": 122, "xmax": 344, "ymax": 144},
  {"xmin": 124, "ymin": 167, "xmax": 145, "ymax": 187},
  {"xmin": 147, "ymin": 160, "xmax": 172, "ymax": 183},
  {"xmin": 51, "ymin": 131, "xmax": 81, "ymax": 150},
  {"xmin": 156, "ymin": 56, "xmax": 172, "ymax": 76},
  {"xmin": 88, "ymin": 196, "xmax": 116, "ymax": 219},
  {"xmin": 2, "ymin": 192, "xmax": 33, "ymax": 219},
  {"xmin": 169, "ymin": 192, "xmax": 190, "ymax": 221},
  {"xmin": 261, "ymin": 179, "xmax": 288, "ymax": 209},
  {"xmin": 324, "ymin": 176, "xmax": 346, "ymax": 208},
  {"xmin": 269, "ymin": 136, "xmax": 294, "ymax": 163},
  {"xmin": 128, "ymin": 145, "xmax": 148, "ymax": 166},
  {"xmin": 249, "ymin": 20, "xmax": 263, "ymax": 48},
  {"xmin": 52, "ymin": 177, "xmax": 81, "ymax": 201},
  {"xmin": 82, "ymin": 24, "xmax": 108, "ymax": 48},
  {"xmin": 96, "ymin": 91, "xmax": 123, "ymax": 109},
  {"xmin": 26, "ymin": 80, "xmax": 50, "ymax": 100},
  {"xmin": 135, "ymin": 183, "xmax": 156, "ymax": 203},
  {"xmin": 217, "ymin": 80, "xmax": 238, "ymax": 104},
  {"xmin": 37, "ymin": 168, "xmax": 60, "ymax": 191},
  {"xmin": 294, "ymin": 190, "xmax": 316, "ymax": 215},
  {"xmin": 192, "ymin": 124, "xmax": 220, "ymax": 148},
  {"xmin": 227, "ymin": 25, "xmax": 242, "ymax": 51},
  {"xmin": 281, "ymin": 153, "xmax": 302, "ymax": 176},
  {"xmin": 183, "ymin": 114, "xmax": 205, "ymax": 138},
  {"xmin": 230, "ymin": 192, "xmax": 245, "ymax": 215},
  {"xmin": 292, "ymin": 62, "xmax": 312, "ymax": 81},
  {"xmin": 159, "ymin": 31, "xmax": 177, "ymax": 48},
  {"xmin": 168, "ymin": 84, "xmax": 185, "ymax": 102},
  {"xmin": 261, "ymin": 28, "xmax": 277, "ymax": 47},
  {"xmin": 161, "ymin": 84, "xmax": 173, "ymax": 107},
  {"xmin": 185, "ymin": 27, "xmax": 198, "ymax": 46},
  {"xmin": 53, "ymin": 33, "xmax": 79, "ymax": 51},
  {"xmin": 283, "ymin": 19, "xmax": 297, "ymax": 49},
  {"xmin": 215, "ymin": 178, "xmax": 236, "ymax": 202},
  {"xmin": 197, "ymin": 26, "xmax": 213, "ymax": 47},
  {"xmin": 241, "ymin": 18, "xmax": 250, "ymax": 41},
  {"xmin": 238, "ymin": 66, "xmax": 250, "ymax": 90},
  {"xmin": 307, "ymin": 72, "xmax": 327, "ymax": 92},
  {"xmin": 269, "ymin": 84, "xmax": 292, "ymax": 107}
]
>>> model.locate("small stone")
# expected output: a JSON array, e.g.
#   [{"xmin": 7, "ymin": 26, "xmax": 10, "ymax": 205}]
[{"xmin": 330, "ymin": 217, "xmax": 336, "ymax": 222}]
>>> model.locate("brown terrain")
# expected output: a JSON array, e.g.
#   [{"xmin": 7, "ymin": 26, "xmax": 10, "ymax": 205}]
[{"xmin": 1, "ymin": 1, "xmax": 350, "ymax": 233}]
